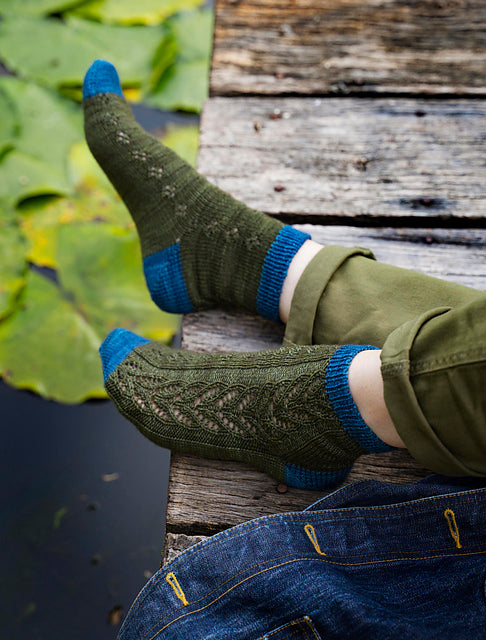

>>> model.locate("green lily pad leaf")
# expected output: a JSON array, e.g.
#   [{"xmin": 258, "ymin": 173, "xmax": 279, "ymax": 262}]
[
  {"xmin": 57, "ymin": 223, "xmax": 179, "ymax": 342},
  {"xmin": 161, "ymin": 124, "xmax": 199, "ymax": 166},
  {"xmin": 148, "ymin": 59, "xmax": 210, "ymax": 112},
  {"xmin": 0, "ymin": 0, "xmax": 88, "ymax": 17},
  {"xmin": 0, "ymin": 149, "xmax": 71, "ymax": 205},
  {"xmin": 167, "ymin": 8, "xmax": 213, "ymax": 62},
  {"xmin": 0, "ymin": 76, "xmax": 82, "ymax": 170},
  {"xmin": 0, "ymin": 16, "xmax": 170, "ymax": 96},
  {"xmin": 0, "ymin": 221, "xmax": 29, "ymax": 320},
  {"xmin": 69, "ymin": 0, "xmax": 204, "ymax": 25},
  {"xmin": 0, "ymin": 270, "xmax": 106, "ymax": 403},
  {"xmin": 0, "ymin": 84, "xmax": 20, "ymax": 156},
  {"xmin": 146, "ymin": 9, "xmax": 213, "ymax": 112},
  {"xmin": 19, "ymin": 142, "xmax": 133, "ymax": 268}
]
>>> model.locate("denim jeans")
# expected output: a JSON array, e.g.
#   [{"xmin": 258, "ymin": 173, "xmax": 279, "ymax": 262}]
[{"xmin": 118, "ymin": 475, "xmax": 486, "ymax": 639}]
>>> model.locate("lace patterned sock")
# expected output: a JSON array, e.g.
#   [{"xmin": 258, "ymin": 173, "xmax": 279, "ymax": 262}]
[
  {"xmin": 83, "ymin": 60, "xmax": 310, "ymax": 322},
  {"xmin": 100, "ymin": 328, "xmax": 393, "ymax": 489}
]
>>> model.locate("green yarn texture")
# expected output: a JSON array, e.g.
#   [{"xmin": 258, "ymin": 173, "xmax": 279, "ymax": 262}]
[
  {"xmin": 83, "ymin": 93, "xmax": 284, "ymax": 313},
  {"xmin": 105, "ymin": 342, "xmax": 366, "ymax": 483}
]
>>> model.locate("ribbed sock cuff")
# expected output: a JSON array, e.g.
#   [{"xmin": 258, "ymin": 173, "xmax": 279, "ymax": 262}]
[
  {"xmin": 325, "ymin": 345, "xmax": 394, "ymax": 453},
  {"xmin": 256, "ymin": 226, "xmax": 311, "ymax": 323}
]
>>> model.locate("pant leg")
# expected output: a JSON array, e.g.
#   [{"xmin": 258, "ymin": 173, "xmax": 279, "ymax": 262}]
[
  {"xmin": 381, "ymin": 297, "xmax": 486, "ymax": 476},
  {"xmin": 284, "ymin": 245, "xmax": 486, "ymax": 476},
  {"xmin": 284, "ymin": 246, "xmax": 483, "ymax": 347}
]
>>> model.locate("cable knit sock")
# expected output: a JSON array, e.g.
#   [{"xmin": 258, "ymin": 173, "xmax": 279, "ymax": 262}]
[
  {"xmin": 83, "ymin": 60, "xmax": 310, "ymax": 321},
  {"xmin": 100, "ymin": 329, "xmax": 393, "ymax": 489}
]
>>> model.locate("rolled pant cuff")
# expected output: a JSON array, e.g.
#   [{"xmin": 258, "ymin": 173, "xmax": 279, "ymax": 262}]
[
  {"xmin": 284, "ymin": 245, "xmax": 375, "ymax": 346},
  {"xmin": 381, "ymin": 306, "xmax": 480, "ymax": 477}
]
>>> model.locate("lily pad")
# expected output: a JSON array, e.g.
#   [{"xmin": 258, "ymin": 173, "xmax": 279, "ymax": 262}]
[
  {"xmin": 0, "ymin": 149, "xmax": 71, "ymax": 205},
  {"xmin": 161, "ymin": 124, "xmax": 199, "ymax": 166},
  {"xmin": 0, "ymin": 77, "xmax": 82, "ymax": 170},
  {"xmin": 0, "ymin": 222, "xmax": 29, "ymax": 320},
  {"xmin": 0, "ymin": 223, "xmax": 179, "ymax": 404},
  {"xmin": 0, "ymin": 16, "xmax": 171, "ymax": 96},
  {"xmin": 0, "ymin": 0, "xmax": 88, "ymax": 17},
  {"xmin": 68, "ymin": 0, "xmax": 204, "ymax": 25},
  {"xmin": 56, "ymin": 223, "xmax": 179, "ymax": 342},
  {"xmin": 19, "ymin": 142, "xmax": 133, "ymax": 268},
  {"xmin": 0, "ymin": 85, "xmax": 20, "ymax": 156},
  {"xmin": 0, "ymin": 77, "xmax": 83, "ymax": 203},
  {"xmin": 147, "ymin": 9, "xmax": 213, "ymax": 112},
  {"xmin": 0, "ymin": 270, "xmax": 106, "ymax": 403},
  {"xmin": 148, "ymin": 59, "xmax": 210, "ymax": 113},
  {"xmin": 167, "ymin": 8, "xmax": 213, "ymax": 62}
]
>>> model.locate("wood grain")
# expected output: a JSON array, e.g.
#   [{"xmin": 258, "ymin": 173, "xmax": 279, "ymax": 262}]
[
  {"xmin": 198, "ymin": 97, "xmax": 486, "ymax": 223},
  {"xmin": 211, "ymin": 0, "xmax": 486, "ymax": 96},
  {"xmin": 163, "ymin": 532, "xmax": 208, "ymax": 565},
  {"xmin": 166, "ymin": 451, "xmax": 429, "ymax": 536}
]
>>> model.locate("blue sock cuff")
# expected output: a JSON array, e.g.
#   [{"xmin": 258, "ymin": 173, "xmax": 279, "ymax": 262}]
[
  {"xmin": 99, "ymin": 328, "xmax": 150, "ymax": 382},
  {"xmin": 256, "ymin": 226, "xmax": 311, "ymax": 323},
  {"xmin": 325, "ymin": 345, "xmax": 394, "ymax": 453},
  {"xmin": 83, "ymin": 59, "xmax": 124, "ymax": 100}
]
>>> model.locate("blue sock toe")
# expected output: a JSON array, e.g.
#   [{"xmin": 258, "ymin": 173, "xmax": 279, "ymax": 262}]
[
  {"xmin": 99, "ymin": 328, "xmax": 150, "ymax": 383},
  {"xmin": 83, "ymin": 59, "xmax": 124, "ymax": 100}
]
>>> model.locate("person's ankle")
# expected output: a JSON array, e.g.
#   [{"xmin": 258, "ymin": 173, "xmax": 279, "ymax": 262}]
[{"xmin": 348, "ymin": 349, "xmax": 405, "ymax": 448}]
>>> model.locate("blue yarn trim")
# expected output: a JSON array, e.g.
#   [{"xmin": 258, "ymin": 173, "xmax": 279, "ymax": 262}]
[
  {"xmin": 256, "ymin": 226, "xmax": 311, "ymax": 322},
  {"xmin": 325, "ymin": 345, "xmax": 394, "ymax": 453},
  {"xmin": 143, "ymin": 243, "xmax": 194, "ymax": 314},
  {"xmin": 83, "ymin": 59, "xmax": 124, "ymax": 100},
  {"xmin": 285, "ymin": 463, "xmax": 352, "ymax": 490},
  {"xmin": 100, "ymin": 328, "xmax": 150, "ymax": 382}
]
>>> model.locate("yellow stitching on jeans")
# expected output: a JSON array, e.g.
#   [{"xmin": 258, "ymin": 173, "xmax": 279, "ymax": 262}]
[
  {"xmin": 304, "ymin": 523, "xmax": 326, "ymax": 556},
  {"xmin": 444, "ymin": 509, "xmax": 462, "ymax": 549},
  {"xmin": 153, "ymin": 550, "xmax": 486, "ymax": 639},
  {"xmin": 166, "ymin": 572, "xmax": 189, "ymax": 606}
]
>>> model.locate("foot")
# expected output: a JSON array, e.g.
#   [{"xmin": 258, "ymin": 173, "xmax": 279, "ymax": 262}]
[
  {"xmin": 100, "ymin": 328, "xmax": 392, "ymax": 489},
  {"xmin": 83, "ymin": 60, "xmax": 310, "ymax": 321}
]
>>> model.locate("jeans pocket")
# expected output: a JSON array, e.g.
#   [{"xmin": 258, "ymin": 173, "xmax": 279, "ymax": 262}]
[{"xmin": 256, "ymin": 616, "xmax": 322, "ymax": 640}]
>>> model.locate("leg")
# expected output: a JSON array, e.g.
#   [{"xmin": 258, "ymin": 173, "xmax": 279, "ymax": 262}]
[
  {"xmin": 99, "ymin": 330, "xmax": 393, "ymax": 489},
  {"xmin": 284, "ymin": 245, "xmax": 483, "ymax": 347},
  {"xmin": 84, "ymin": 61, "xmax": 482, "ymax": 338},
  {"xmin": 83, "ymin": 61, "xmax": 310, "ymax": 322},
  {"xmin": 382, "ymin": 296, "xmax": 486, "ymax": 476}
]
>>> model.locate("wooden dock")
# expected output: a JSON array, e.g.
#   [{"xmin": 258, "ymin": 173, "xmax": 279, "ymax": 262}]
[{"xmin": 163, "ymin": 0, "xmax": 486, "ymax": 563}]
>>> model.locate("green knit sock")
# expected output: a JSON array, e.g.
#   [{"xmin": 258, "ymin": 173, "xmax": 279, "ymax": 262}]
[
  {"xmin": 100, "ymin": 328, "xmax": 393, "ymax": 489},
  {"xmin": 83, "ymin": 60, "xmax": 310, "ymax": 322}
]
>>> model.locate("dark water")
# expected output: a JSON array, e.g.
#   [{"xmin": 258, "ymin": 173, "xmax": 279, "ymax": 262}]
[
  {"xmin": 0, "ymin": 381, "xmax": 170, "ymax": 639},
  {"xmin": 0, "ymin": 105, "xmax": 194, "ymax": 639}
]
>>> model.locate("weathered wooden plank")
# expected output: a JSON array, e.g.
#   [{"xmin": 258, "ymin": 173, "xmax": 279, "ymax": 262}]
[
  {"xmin": 166, "ymin": 451, "xmax": 429, "ymax": 536},
  {"xmin": 163, "ymin": 226, "xmax": 486, "ymax": 536},
  {"xmin": 163, "ymin": 532, "xmax": 208, "ymax": 565},
  {"xmin": 198, "ymin": 97, "xmax": 486, "ymax": 223},
  {"xmin": 211, "ymin": 0, "xmax": 486, "ymax": 96}
]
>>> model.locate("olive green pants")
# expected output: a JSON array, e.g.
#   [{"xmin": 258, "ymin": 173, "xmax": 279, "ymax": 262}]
[{"xmin": 284, "ymin": 246, "xmax": 486, "ymax": 477}]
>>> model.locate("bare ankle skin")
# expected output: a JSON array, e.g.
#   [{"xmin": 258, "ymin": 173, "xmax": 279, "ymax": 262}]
[
  {"xmin": 279, "ymin": 239, "xmax": 323, "ymax": 323},
  {"xmin": 348, "ymin": 349, "xmax": 406, "ymax": 448}
]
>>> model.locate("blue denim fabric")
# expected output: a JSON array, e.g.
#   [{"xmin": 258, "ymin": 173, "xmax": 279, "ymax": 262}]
[{"xmin": 118, "ymin": 476, "xmax": 486, "ymax": 639}]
